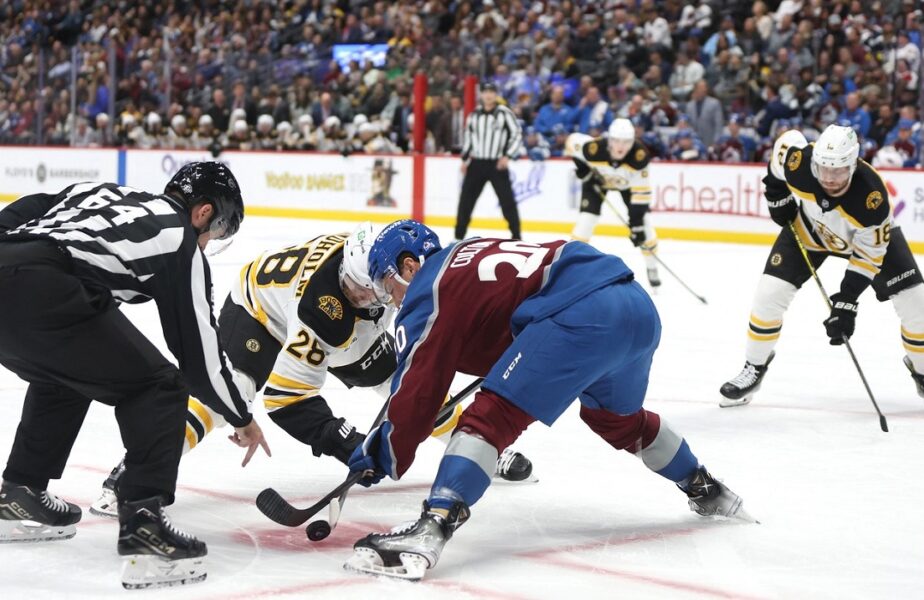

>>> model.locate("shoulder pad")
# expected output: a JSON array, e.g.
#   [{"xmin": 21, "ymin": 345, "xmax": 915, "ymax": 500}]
[
  {"xmin": 625, "ymin": 142, "xmax": 651, "ymax": 169},
  {"xmin": 850, "ymin": 161, "xmax": 891, "ymax": 225},
  {"xmin": 582, "ymin": 137, "xmax": 609, "ymax": 161}
]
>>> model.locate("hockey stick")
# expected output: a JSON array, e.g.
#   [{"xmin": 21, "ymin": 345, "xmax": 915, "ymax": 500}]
[
  {"xmin": 601, "ymin": 195, "xmax": 708, "ymax": 304},
  {"xmin": 787, "ymin": 222, "xmax": 888, "ymax": 432},
  {"xmin": 255, "ymin": 377, "xmax": 485, "ymax": 528}
]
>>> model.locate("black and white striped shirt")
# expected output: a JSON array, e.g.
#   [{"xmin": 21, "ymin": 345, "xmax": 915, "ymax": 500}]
[
  {"xmin": 461, "ymin": 103, "xmax": 522, "ymax": 161},
  {"xmin": 0, "ymin": 182, "xmax": 251, "ymax": 427}
]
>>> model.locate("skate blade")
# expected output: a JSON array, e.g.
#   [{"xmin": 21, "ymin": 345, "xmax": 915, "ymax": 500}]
[
  {"xmin": 0, "ymin": 520, "xmax": 76, "ymax": 543},
  {"xmin": 343, "ymin": 547, "xmax": 429, "ymax": 582},
  {"xmin": 121, "ymin": 554, "xmax": 207, "ymax": 589},
  {"xmin": 719, "ymin": 395, "xmax": 753, "ymax": 408},
  {"xmin": 689, "ymin": 499, "xmax": 760, "ymax": 524}
]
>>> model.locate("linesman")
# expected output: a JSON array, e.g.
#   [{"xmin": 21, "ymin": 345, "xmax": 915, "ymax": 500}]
[{"xmin": 455, "ymin": 83, "xmax": 523, "ymax": 240}]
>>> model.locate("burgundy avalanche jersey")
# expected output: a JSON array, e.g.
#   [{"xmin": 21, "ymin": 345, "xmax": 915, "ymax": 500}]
[{"xmin": 383, "ymin": 238, "xmax": 633, "ymax": 478}]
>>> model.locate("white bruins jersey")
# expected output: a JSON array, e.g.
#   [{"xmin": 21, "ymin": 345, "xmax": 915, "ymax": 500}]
[
  {"xmin": 771, "ymin": 144, "xmax": 892, "ymax": 281},
  {"xmin": 577, "ymin": 138, "xmax": 653, "ymax": 206},
  {"xmin": 230, "ymin": 233, "xmax": 394, "ymax": 411}
]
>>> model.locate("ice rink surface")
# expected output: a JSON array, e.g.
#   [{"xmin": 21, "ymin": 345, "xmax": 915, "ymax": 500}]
[{"xmin": 1, "ymin": 216, "xmax": 922, "ymax": 600}]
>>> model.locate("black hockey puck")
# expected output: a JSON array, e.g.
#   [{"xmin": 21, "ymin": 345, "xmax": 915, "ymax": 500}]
[{"xmin": 306, "ymin": 520, "xmax": 332, "ymax": 542}]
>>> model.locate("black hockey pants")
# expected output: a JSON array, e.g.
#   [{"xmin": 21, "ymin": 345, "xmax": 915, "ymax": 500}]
[{"xmin": 0, "ymin": 240, "xmax": 187, "ymax": 502}]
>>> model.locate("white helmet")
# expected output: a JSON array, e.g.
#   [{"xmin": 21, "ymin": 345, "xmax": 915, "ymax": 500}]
[
  {"xmin": 769, "ymin": 129, "xmax": 808, "ymax": 180},
  {"xmin": 812, "ymin": 124, "xmax": 859, "ymax": 180},
  {"xmin": 257, "ymin": 113, "xmax": 275, "ymax": 130},
  {"xmin": 339, "ymin": 222, "xmax": 380, "ymax": 308},
  {"xmin": 146, "ymin": 112, "xmax": 162, "ymax": 126},
  {"xmin": 607, "ymin": 118, "xmax": 635, "ymax": 141},
  {"xmin": 170, "ymin": 114, "xmax": 186, "ymax": 129}
]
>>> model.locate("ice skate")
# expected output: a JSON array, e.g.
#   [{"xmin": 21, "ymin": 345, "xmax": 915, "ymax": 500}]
[
  {"xmin": 904, "ymin": 356, "xmax": 924, "ymax": 399},
  {"xmin": 0, "ymin": 481, "xmax": 82, "ymax": 543},
  {"xmin": 646, "ymin": 266, "xmax": 661, "ymax": 293},
  {"xmin": 344, "ymin": 501, "xmax": 469, "ymax": 581},
  {"xmin": 680, "ymin": 467, "xmax": 757, "ymax": 523},
  {"xmin": 494, "ymin": 448, "xmax": 537, "ymax": 483},
  {"xmin": 719, "ymin": 352, "xmax": 775, "ymax": 407},
  {"xmin": 89, "ymin": 459, "xmax": 125, "ymax": 518},
  {"xmin": 118, "ymin": 496, "xmax": 207, "ymax": 589}
]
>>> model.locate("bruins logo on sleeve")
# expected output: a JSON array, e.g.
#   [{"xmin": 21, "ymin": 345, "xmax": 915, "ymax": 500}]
[
  {"xmin": 635, "ymin": 148, "xmax": 645, "ymax": 162},
  {"xmin": 787, "ymin": 149, "xmax": 802, "ymax": 171},
  {"xmin": 587, "ymin": 141, "xmax": 598, "ymax": 156},
  {"xmin": 866, "ymin": 190, "xmax": 884, "ymax": 210},
  {"xmin": 318, "ymin": 295, "xmax": 344, "ymax": 320}
]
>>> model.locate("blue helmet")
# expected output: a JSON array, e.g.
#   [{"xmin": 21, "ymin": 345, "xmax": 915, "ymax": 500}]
[{"xmin": 368, "ymin": 219, "xmax": 442, "ymax": 293}]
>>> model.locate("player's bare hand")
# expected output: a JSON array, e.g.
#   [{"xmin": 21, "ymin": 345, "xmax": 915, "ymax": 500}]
[
  {"xmin": 497, "ymin": 156, "xmax": 509, "ymax": 170},
  {"xmin": 460, "ymin": 161, "xmax": 468, "ymax": 174},
  {"xmin": 228, "ymin": 420, "xmax": 272, "ymax": 467}
]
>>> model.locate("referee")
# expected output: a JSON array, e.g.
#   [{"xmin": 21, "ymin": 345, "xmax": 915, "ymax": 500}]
[{"xmin": 456, "ymin": 82, "xmax": 523, "ymax": 240}]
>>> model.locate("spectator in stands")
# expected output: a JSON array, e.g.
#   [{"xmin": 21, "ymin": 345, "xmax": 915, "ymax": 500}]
[
  {"xmin": 686, "ymin": 81, "xmax": 724, "ymax": 147},
  {"xmin": 426, "ymin": 95, "xmax": 452, "ymax": 153},
  {"xmin": 669, "ymin": 51, "xmax": 704, "ymax": 102},
  {"xmin": 522, "ymin": 126, "xmax": 550, "ymax": 161},
  {"xmin": 534, "ymin": 85, "xmax": 573, "ymax": 138},
  {"xmin": 711, "ymin": 115, "xmax": 757, "ymax": 163},
  {"xmin": 670, "ymin": 129, "xmax": 707, "ymax": 161},
  {"xmin": 574, "ymin": 87, "xmax": 612, "ymax": 137},
  {"xmin": 207, "ymin": 89, "xmax": 231, "ymax": 133},
  {"xmin": 449, "ymin": 95, "xmax": 466, "ymax": 154},
  {"xmin": 838, "ymin": 92, "xmax": 872, "ymax": 138},
  {"xmin": 390, "ymin": 90, "xmax": 413, "ymax": 152}
]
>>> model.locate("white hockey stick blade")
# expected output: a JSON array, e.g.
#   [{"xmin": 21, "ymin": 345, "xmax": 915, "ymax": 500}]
[
  {"xmin": 343, "ymin": 547, "xmax": 429, "ymax": 582},
  {"xmin": 121, "ymin": 555, "xmax": 207, "ymax": 590},
  {"xmin": 328, "ymin": 494, "xmax": 344, "ymax": 528},
  {"xmin": 0, "ymin": 519, "xmax": 76, "ymax": 543}
]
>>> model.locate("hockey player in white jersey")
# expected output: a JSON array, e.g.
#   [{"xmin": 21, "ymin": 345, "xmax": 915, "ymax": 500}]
[
  {"xmin": 567, "ymin": 118, "xmax": 661, "ymax": 289},
  {"xmin": 720, "ymin": 125, "xmax": 924, "ymax": 406},
  {"xmin": 92, "ymin": 223, "xmax": 534, "ymax": 517}
]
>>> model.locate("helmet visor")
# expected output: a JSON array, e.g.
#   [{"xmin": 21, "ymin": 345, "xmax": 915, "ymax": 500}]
[
  {"xmin": 208, "ymin": 212, "xmax": 241, "ymax": 241},
  {"xmin": 814, "ymin": 164, "xmax": 852, "ymax": 193},
  {"xmin": 341, "ymin": 272, "xmax": 381, "ymax": 309}
]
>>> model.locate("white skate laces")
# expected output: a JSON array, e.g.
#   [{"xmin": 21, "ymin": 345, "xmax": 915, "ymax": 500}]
[
  {"xmin": 40, "ymin": 491, "xmax": 68, "ymax": 513},
  {"xmin": 729, "ymin": 362, "xmax": 761, "ymax": 388}
]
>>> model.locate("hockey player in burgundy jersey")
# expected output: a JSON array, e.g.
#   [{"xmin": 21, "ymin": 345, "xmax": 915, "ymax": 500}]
[{"xmin": 344, "ymin": 220, "xmax": 753, "ymax": 581}]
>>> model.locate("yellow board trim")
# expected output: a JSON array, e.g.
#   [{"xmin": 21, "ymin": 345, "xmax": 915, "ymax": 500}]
[
  {"xmin": 188, "ymin": 397, "xmax": 214, "ymax": 433},
  {"xmin": 3, "ymin": 199, "xmax": 922, "ymax": 254}
]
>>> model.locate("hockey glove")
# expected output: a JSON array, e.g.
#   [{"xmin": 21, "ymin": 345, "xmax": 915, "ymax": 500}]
[
  {"xmin": 767, "ymin": 195, "xmax": 799, "ymax": 227},
  {"xmin": 824, "ymin": 293, "xmax": 858, "ymax": 345},
  {"xmin": 347, "ymin": 422, "xmax": 395, "ymax": 487},
  {"xmin": 628, "ymin": 204, "xmax": 647, "ymax": 247}
]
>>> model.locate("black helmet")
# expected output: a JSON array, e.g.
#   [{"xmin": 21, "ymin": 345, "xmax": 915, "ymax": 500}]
[{"xmin": 165, "ymin": 161, "xmax": 244, "ymax": 240}]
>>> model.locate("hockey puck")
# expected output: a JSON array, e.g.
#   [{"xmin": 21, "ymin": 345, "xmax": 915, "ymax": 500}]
[{"xmin": 306, "ymin": 520, "xmax": 332, "ymax": 542}]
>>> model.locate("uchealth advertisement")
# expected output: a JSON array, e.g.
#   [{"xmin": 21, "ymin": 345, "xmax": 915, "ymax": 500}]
[
  {"xmin": 423, "ymin": 157, "xmax": 780, "ymax": 238},
  {"xmin": 0, "ymin": 147, "xmax": 118, "ymax": 201},
  {"xmin": 123, "ymin": 149, "xmax": 414, "ymax": 215}
]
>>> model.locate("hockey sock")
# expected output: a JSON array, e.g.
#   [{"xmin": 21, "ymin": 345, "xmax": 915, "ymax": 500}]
[
  {"xmin": 745, "ymin": 275, "xmax": 797, "ymax": 365},
  {"xmin": 428, "ymin": 431, "xmax": 497, "ymax": 509},
  {"xmin": 581, "ymin": 407, "xmax": 699, "ymax": 484}
]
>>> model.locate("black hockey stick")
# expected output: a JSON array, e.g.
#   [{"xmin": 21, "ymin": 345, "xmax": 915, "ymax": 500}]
[
  {"xmin": 788, "ymin": 223, "xmax": 888, "ymax": 432},
  {"xmin": 255, "ymin": 377, "xmax": 485, "ymax": 527},
  {"xmin": 602, "ymin": 196, "xmax": 708, "ymax": 304}
]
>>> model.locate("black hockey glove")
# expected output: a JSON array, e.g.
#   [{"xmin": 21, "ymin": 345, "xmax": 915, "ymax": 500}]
[
  {"xmin": 628, "ymin": 204, "xmax": 647, "ymax": 247},
  {"xmin": 824, "ymin": 293, "xmax": 858, "ymax": 345},
  {"xmin": 767, "ymin": 195, "xmax": 798, "ymax": 227}
]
